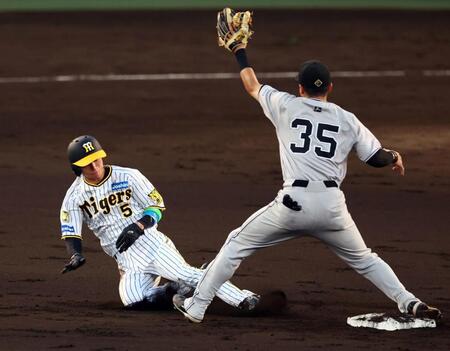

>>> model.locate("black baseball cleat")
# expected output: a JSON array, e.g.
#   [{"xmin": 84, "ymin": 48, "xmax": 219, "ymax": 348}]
[
  {"xmin": 238, "ymin": 290, "xmax": 287, "ymax": 316},
  {"xmin": 173, "ymin": 294, "xmax": 203, "ymax": 323},
  {"xmin": 407, "ymin": 301, "xmax": 442, "ymax": 320},
  {"xmin": 238, "ymin": 294, "xmax": 261, "ymax": 311}
]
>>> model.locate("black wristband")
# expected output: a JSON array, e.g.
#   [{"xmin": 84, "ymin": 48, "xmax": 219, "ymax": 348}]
[
  {"xmin": 235, "ymin": 49, "xmax": 250, "ymax": 71},
  {"xmin": 137, "ymin": 215, "xmax": 155, "ymax": 229},
  {"xmin": 366, "ymin": 148, "xmax": 395, "ymax": 168},
  {"xmin": 64, "ymin": 237, "xmax": 82, "ymax": 256}
]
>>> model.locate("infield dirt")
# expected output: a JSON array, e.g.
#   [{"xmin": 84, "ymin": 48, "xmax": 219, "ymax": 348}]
[{"xmin": 1, "ymin": 9, "xmax": 449, "ymax": 351}]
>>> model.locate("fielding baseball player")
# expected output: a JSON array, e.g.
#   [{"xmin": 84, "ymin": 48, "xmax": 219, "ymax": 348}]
[
  {"xmin": 173, "ymin": 8, "xmax": 442, "ymax": 323},
  {"xmin": 60, "ymin": 135, "xmax": 259, "ymax": 310}
]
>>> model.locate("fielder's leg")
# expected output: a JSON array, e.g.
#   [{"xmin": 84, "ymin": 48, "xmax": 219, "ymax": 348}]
[
  {"xmin": 314, "ymin": 224, "xmax": 418, "ymax": 313},
  {"xmin": 150, "ymin": 231, "xmax": 255, "ymax": 307},
  {"xmin": 183, "ymin": 202, "xmax": 298, "ymax": 321}
]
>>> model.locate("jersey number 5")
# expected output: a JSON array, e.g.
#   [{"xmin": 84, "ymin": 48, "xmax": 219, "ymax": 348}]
[
  {"xmin": 120, "ymin": 203, "xmax": 132, "ymax": 218},
  {"xmin": 290, "ymin": 118, "xmax": 339, "ymax": 159}
]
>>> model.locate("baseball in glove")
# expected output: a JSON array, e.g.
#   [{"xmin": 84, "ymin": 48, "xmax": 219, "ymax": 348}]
[{"xmin": 217, "ymin": 8, "xmax": 254, "ymax": 53}]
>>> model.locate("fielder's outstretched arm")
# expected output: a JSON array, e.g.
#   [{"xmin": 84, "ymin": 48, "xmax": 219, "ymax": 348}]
[
  {"xmin": 366, "ymin": 148, "xmax": 405, "ymax": 176},
  {"xmin": 234, "ymin": 49, "xmax": 261, "ymax": 100}
]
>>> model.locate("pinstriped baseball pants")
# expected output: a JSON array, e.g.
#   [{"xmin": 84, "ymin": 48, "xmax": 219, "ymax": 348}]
[
  {"xmin": 184, "ymin": 182, "xmax": 418, "ymax": 320},
  {"xmin": 115, "ymin": 229, "xmax": 253, "ymax": 306}
]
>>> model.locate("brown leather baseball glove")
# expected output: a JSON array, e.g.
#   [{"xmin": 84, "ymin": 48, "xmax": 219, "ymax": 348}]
[{"xmin": 217, "ymin": 8, "xmax": 254, "ymax": 53}]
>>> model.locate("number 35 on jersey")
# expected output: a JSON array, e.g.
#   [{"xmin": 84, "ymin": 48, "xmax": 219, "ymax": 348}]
[{"xmin": 290, "ymin": 118, "xmax": 339, "ymax": 159}]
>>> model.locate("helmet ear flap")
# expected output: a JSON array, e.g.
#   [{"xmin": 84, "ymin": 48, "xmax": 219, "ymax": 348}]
[{"xmin": 72, "ymin": 165, "xmax": 82, "ymax": 176}]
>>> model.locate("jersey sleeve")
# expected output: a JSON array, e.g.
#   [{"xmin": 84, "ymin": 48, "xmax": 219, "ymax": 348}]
[
  {"xmin": 128, "ymin": 170, "xmax": 165, "ymax": 211},
  {"xmin": 351, "ymin": 114, "xmax": 382, "ymax": 162},
  {"xmin": 258, "ymin": 85, "xmax": 296, "ymax": 126},
  {"xmin": 60, "ymin": 190, "xmax": 83, "ymax": 240}
]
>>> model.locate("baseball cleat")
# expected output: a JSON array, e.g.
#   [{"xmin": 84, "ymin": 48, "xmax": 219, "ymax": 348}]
[
  {"xmin": 408, "ymin": 301, "xmax": 442, "ymax": 320},
  {"xmin": 173, "ymin": 294, "xmax": 202, "ymax": 323},
  {"xmin": 238, "ymin": 294, "xmax": 261, "ymax": 311}
]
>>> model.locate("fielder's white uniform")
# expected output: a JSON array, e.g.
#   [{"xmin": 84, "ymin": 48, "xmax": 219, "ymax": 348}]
[
  {"xmin": 183, "ymin": 85, "xmax": 418, "ymax": 320},
  {"xmin": 60, "ymin": 165, "xmax": 254, "ymax": 306}
]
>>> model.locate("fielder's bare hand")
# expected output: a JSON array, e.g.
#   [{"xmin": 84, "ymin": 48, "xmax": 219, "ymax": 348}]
[{"xmin": 61, "ymin": 253, "xmax": 86, "ymax": 274}]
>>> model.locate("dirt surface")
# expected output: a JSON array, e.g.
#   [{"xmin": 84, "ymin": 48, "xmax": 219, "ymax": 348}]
[{"xmin": 1, "ymin": 9, "xmax": 449, "ymax": 351}]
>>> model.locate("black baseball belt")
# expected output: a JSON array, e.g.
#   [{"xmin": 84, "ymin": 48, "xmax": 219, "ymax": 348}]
[{"xmin": 292, "ymin": 180, "xmax": 338, "ymax": 188}]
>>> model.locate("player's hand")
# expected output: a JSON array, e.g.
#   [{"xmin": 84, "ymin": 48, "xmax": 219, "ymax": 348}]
[
  {"xmin": 392, "ymin": 151, "xmax": 405, "ymax": 176},
  {"xmin": 115, "ymin": 223, "xmax": 144, "ymax": 253},
  {"xmin": 61, "ymin": 253, "xmax": 86, "ymax": 274},
  {"xmin": 217, "ymin": 8, "xmax": 254, "ymax": 53}
]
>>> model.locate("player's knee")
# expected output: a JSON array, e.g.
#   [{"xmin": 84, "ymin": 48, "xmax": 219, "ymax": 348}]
[
  {"xmin": 217, "ymin": 249, "xmax": 243, "ymax": 272},
  {"xmin": 123, "ymin": 297, "xmax": 171, "ymax": 311},
  {"xmin": 119, "ymin": 285, "xmax": 145, "ymax": 307},
  {"xmin": 121, "ymin": 291, "xmax": 168, "ymax": 309},
  {"xmin": 123, "ymin": 299, "xmax": 148, "ymax": 310},
  {"xmin": 346, "ymin": 251, "xmax": 381, "ymax": 273},
  {"xmin": 124, "ymin": 285, "xmax": 177, "ymax": 310},
  {"xmin": 120, "ymin": 294, "xmax": 144, "ymax": 307}
]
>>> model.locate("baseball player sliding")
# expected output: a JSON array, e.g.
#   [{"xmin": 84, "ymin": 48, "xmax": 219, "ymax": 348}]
[
  {"xmin": 60, "ymin": 135, "xmax": 259, "ymax": 310},
  {"xmin": 173, "ymin": 8, "xmax": 442, "ymax": 323}
]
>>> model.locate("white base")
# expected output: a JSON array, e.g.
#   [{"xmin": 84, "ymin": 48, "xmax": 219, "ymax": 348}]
[{"xmin": 347, "ymin": 313, "xmax": 436, "ymax": 331}]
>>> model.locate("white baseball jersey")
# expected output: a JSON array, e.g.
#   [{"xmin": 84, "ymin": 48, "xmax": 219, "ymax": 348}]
[
  {"xmin": 60, "ymin": 165, "xmax": 165, "ymax": 257},
  {"xmin": 59, "ymin": 164, "xmax": 255, "ymax": 308},
  {"xmin": 258, "ymin": 85, "xmax": 381, "ymax": 184}
]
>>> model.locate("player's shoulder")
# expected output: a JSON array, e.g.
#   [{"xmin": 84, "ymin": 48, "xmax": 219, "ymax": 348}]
[
  {"xmin": 297, "ymin": 97, "xmax": 340, "ymax": 116},
  {"xmin": 62, "ymin": 177, "xmax": 84, "ymax": 201},
  {"xmin": 326, "ymin": 102, "xmax": 366, "ymax": 136},
  {"xmin": 110, "ymin": 165, "xmax": 147, "ymax": 181},
  {"xmin": 260, "ymin": 84, "xmax": 296, "ymax": 101},
  {"xmin": 110, "ymin": 165, "xmax": 138, "ymax": 175},
  {"xmin": 327, "ymin": 101, "xmax": 359, "ymax": 122},
  {"xmin": 327, "ymin": 100, "xmax": 351, "ymax": 115}
]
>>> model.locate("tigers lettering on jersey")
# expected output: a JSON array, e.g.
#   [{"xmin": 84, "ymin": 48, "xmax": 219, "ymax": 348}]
[
  {"xmin": 60, "ymin": 165, "xmax": 166, "ymax": 257},
  {"xmin": 80, "ymin": 189, "xmax": 132, "ymax": 218}
]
